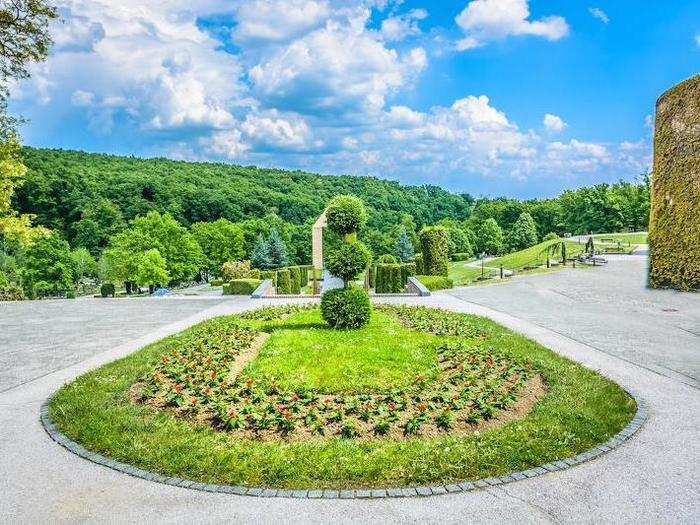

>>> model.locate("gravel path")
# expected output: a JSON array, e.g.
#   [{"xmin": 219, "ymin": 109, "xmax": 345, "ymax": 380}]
[{"xmin": 1, "ymin": 255, "xmax": 698, "ymax": 524}]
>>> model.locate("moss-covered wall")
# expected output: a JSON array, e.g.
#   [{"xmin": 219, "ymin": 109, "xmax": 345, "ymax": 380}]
[{"xmin": 648, "ymin": 75, "xmax": 700, "ymax": 290}]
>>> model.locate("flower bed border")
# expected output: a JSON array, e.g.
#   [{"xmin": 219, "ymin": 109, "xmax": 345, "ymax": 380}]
[{"xmin": 40, "ymin": 388, "xmax": 647, "ymax": 499}]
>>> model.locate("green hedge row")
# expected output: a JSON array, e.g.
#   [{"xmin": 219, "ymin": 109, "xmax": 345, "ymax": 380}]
[
  {"xmin": 416, "ymin": 275, "xmax": 454, "ymax": 291},
  {"xmin": 451, "ymin": 252, "xmax": 472, "ymax": 261},
  {"xmin": 419, "ymin": 226, "xmax": 449, "ymax": 276},
  {"xmin": 271, "ymin": 265, "xmax": 312, "ymax": 294},
  {"xmin": 223, "ymin": 279, "xmax": 262, "ymax": 295},
  {"xmin": 374, "ymin": 262, "xmax": 416, "ymax": 293}
]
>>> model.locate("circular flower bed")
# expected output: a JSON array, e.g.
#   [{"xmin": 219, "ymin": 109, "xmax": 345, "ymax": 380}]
[{"xmin": 49, "ymin": 304, "xmax": 636, "ymax": 489}]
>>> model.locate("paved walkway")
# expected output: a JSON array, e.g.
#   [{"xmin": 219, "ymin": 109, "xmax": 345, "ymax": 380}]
[{"xmin": 1, "ymin": 255, "xmax": 698, "ymax": 524}]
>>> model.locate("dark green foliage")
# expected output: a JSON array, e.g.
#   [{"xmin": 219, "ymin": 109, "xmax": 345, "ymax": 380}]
[
  {"xmin": 21, "ymin": 233, "xmax": 75, "ymax": 297},
  {"xmin": 326, "ymin": 241, "xmax": 370, "ymax": 285},
  {"xmin": 508, "ymin": 212, "xmax": 539, "ymax": 251},
  {"xmin": 325, "ymin": 195, "xmax": 368, "ymax": 237},
  {"xmin": 288, "ymin": 265, "xmax": 310, "ymax": 288},
  {"xmin": 419, "ymin": 226, "xmax": 449, "ymax": 277},
  {"xmin": 320, "ymin": 286, "xmax": 372, "ymax": 329},
  {"xmin": 222, "ymin": 279, "xmax": 262, "ymax": 295},
  {"xmin": 100, "ymin": 283, "xmax": 115, "ymax": 297},
  {"xmin": 451, "ymin": 252, "xmax": 472, "ymax": 261},
  {"xmin": 276, "ymin": 269, "xmax": 291, "ymax": 294},
  {"xmin": 266, "ymin": 228, "xmax": 289, "ymax": 269},
  {"xmin": 416, "ymin": 275, "xmax": 454, "ymax": 291},
  {"xmin": 288, "ymin": 266, "xmax": 302, "ymax": 294},
  {"xmin": 414, "ymin": 253, "xmax": 424, "ymax": 275},
  {"xmin": 191, "ymin": 219, "xmax": 244, "ymax": 276},
  {"xmin": 394, "ymin": 227, "xmax": 415, "ymax": 262},
  {"xmin": 374, "ymin": 262, "xmax": 415, "ymax": 293}
]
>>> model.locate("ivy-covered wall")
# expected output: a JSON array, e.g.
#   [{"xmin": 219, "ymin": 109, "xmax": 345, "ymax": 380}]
[{"xmin": 648, "ymin": 75, "xmax": 700, "ymax": 290}]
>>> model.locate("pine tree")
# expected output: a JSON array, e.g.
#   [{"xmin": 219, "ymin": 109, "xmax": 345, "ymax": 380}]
[
  {"xmin": 394, "ymin": 227, "xmax": 415, "ymax": 262},
  {"xmin": 250, "ymin": 234, "xmax": 270, "ymax": 269},
  {"xmin": 266, "ymin": 228, "xmax": 289, "ymax": 269}
]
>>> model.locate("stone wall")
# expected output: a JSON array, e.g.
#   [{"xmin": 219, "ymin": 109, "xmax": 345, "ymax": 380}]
[{"xmin": 648, "ymin": 75, "xmax": 700, "ymax": 290}]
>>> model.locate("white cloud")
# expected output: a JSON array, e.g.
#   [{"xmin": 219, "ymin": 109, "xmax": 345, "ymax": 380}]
[
  {"xmin": 380, "ymin": 8, "xmax": 428, "ymax": 42},
  {"xmin": 70, "ymin": 90, "xmax": 95, "ymax": 106},
  {"xmin": 231, "ymin": 0, "xmax": 330, "ymax": 44},
  {"xmin": 543, "ymin": 113, "xmax": 566, "ymax": 133},
  {"xmin": 240, "ymin": 111, "xmax": 317, "ymax": 151},
  {"xmin": 455, "ymin": 0, "xmax": 569, "ymax": 50},
  {"xmin": 588, "ymin": 7, "xmax": 609, "ymax": 24}
]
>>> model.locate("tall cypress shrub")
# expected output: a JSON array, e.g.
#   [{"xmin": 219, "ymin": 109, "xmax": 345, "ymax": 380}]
[{"xmin": 419, "ymin": 226, "xmax": 449, "ymax": 277}]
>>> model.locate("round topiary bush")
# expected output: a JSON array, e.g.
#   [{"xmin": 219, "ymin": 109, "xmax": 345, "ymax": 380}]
[
  {"xmin": 321, "ymin": 286, "xmax": 372, "ymax": 329},
  {"xmin": 326, "ymin": 195, "xmax": 368, "ymax": 237},
  {"xmin": 326, "ymin": 241, "xmax": 370, "ymax": 284}
]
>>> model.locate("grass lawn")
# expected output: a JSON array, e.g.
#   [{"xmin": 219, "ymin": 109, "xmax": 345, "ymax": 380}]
[
  {"xmin": 448, "ymin": 262, "xmax": 494, "ymax": 285},
  {"xmin": 244, "ymin": 310, "xmax": 439, "ymax": 393},
  {"xmin": 49, "ymin": 305, "xmax": 635, "ymax": 489},
  {"xmin": 489, "ymin": 239, "xmax": 586, "ymax": 270},
  {"xmin": 592, "ymin": 232, "xmax": 648, "ymax": 245}
]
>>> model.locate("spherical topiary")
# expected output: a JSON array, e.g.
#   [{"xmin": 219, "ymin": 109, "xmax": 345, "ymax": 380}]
[
  {"xmin": 321, "ymin": 286, "xmax": 372, "ymax": 329},
  {"xmin": 325, "ymin": 195, "xmax": 368, "ymax": 237},
  {"xmin": 326, "ymin": 241, "xmax": 370, "ymax": 284}
]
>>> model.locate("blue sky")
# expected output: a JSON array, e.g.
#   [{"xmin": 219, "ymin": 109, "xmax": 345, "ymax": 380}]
[{"xmin": 10, "ymin": 0, "xmax": 700, "ymax": 198}]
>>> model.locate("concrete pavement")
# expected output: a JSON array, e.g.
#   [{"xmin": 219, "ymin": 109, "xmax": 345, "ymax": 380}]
[{"xmin": 1, "ymin": 255, "xmax": 698, "ymax": 524}]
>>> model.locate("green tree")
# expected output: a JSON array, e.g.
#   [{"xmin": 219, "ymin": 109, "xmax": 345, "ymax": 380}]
[
  {"xmin": 135, "ymin": 249, "xmax": 170, "ymax": 290},
  {"xmin": 21, "ymin": 233, "xmax": 75, "ymax": 297},
  {"xmin": 509, "ymin": 212, "xmax": 538, "ymax": 251},
  {"xmin": 191, "ymin": 218, "xmax": 244, "ymax": 278},
  {"xmin": 250, "ymin": 234, "xmax": 270, "ymax": 269},
  {"xmin": 477, "ymin": 218, "xmax": 504, "ymax": 255},
  {"xmin": 71, "ymin": 199, "xmax": 125, "ymax": 255},
  {"xmin": 70, "ymin": 247, "xmax": 97, "ymax": 283},
  {"xmin": 266, "ymin": 228, "xmax": 288, "ymax": 269},
  {"xmin": 394, "ymin": 227, "xmax": 415, "ymax": 262}
]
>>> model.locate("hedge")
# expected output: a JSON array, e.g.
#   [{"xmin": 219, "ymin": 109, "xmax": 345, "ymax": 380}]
[
  {"xmin": 261, "ymin": 270, "xmax": 277, "ymax": 286},
  {"xmin": 0, "ymin": 284, "xmax": 25, "ymax": 301},
  {"xmin": 416, "ymin": 275, "xmax": 454, "ymax": 291},
  {"xmin": 209, "ymin": 279, "xmax": 224, "ymax": 286},
  {"xmin": 451, "ymin": 252, "xmax": 472, "ymax": 261},
  {"xmin": 223, "ymin": 279, "xmax": 262, "ymax": 295},
  {"xmin": 419, "ymin": 226, "xmax": 449, "ymax": 277},
  {"xmin": 288, "ymin": 266, "xmax": 302, "ymax": 294},
  {"xmin": 375, "ymin": 262, "xmax": 415, "ymax": 293},
  {"xmin": 414, "ymin": 253, "xmax": 424, "ymax": 275},
  {"xmin": 649, "ymin": 75, "xmax": 700, "ymax": 290},
  {"xmin": 100, "ymin": 283, "xmax": 115, "ymax": 298},
  {"xmin": 276, "ymin": 269, "xmax": 292, "ymax": 294}
]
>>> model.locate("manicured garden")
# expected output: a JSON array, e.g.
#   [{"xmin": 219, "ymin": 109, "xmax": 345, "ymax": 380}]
[{"xmin": 49, "ymin": 303, "xmax": 635, "ymax": 489}]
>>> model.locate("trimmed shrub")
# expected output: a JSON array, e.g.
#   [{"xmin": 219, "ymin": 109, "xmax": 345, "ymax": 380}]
[
  {"xmin": 326, "ymin": 241, "xmax": 371, "ymax": 284},
  {"xmin": 375, "ymin": 263, "xmax": 415, "ymax": 293},
  {"xmin": 299, "ymin": 266, "xmax": 311, "ymax": 288},
  {"xmin": 276, "ymin": 269, "xmax": 292, "ymax": 294},
  {"xmin": 100, "ymin": 283, "xmax": 115, "ymax": 298},
  {"xmin": 400, "ymin": 262, "xmax": 416, "ymax": 285},
  {"xmin": 376, "ymin": 254, "xmax": 398, "ymax": 264},
  {"xmin": 419, "ymin": 226, "xmax": 449, "ymax": 276},
  {"xmin": 221, "ymin": 260, "xmax": 252, "ymax": 281},
  {"xmin": 416, "ymin": 275, "xmax": 454, "ymax": 291},
  {"xmin": 451, "ymin": 252, "xmax": 472, "ymax": 261},
  {"xmin": 325, "ymin": 195, "xmax": 368, "ymax": 237},
  {"xmin": 210, "ymin": 279, "xmax": 224, "ymax": 286},
  {"xmin": 288, "ymin": 266, "xmax": 302, "ymax": 294},
  {"xmin": 414, "ymin": 253, "xmax": 424, "ymax": 275},
  {"xmin": 320, "ymin": 286, "xmax": 372, "ymax": 329},
  {"xmin": 0, "ymin": 284, "xmax": 25, "ymax": 301},
  {"xmin": 223, "ymin": 279, "xmax": 262, "ymax": 295},
  {"xmin": 261, "ymin": 270, "xmax": 277, "ymax": 286}
]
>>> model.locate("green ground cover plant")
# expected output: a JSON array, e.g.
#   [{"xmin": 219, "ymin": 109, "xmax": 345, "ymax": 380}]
[{"xmin": 49, "ymin": 304, "xmax": 635, "ymax": 489}]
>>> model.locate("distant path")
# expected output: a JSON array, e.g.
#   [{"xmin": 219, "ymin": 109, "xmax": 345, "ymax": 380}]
[
  {"xmin": 1, "ymin": 254, "xmax": 698, "ymax": 523},
  {"xmin": 463, "ymin": 257, "xmax": 514, "ymax": 276}
]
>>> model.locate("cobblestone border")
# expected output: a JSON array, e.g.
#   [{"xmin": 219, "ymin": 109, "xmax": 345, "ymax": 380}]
[{"xmin": 40, "ymin": 390, "xmax": 647, "ymax": 499}]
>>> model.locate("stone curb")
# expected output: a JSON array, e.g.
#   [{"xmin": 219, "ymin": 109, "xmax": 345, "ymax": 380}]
[{"xmin": 40, "ymin": 389, "xmax": 648, "ymax": 499}]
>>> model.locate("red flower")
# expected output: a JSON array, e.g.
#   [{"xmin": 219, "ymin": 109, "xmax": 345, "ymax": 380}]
[
  {"xmin": 387, "ymin": 402, "xmax": 397, "ymax": 411},
  {"xmin": 174, "ymin": 383, "xmax": 183, "ymax": 393}
]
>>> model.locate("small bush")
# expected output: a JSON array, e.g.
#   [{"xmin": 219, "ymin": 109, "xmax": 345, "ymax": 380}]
[
  {"xmin": 276, "ymin": 269, "xmax": 292, "ymax": 294},
  {"xmin": 543, "ymin": 232, "xmax": 559, "ymax": 242},
  {"xmin": 221, "ymin": 260, "xmax": 253, "ymax": 281},
  {"xmin": 66, "ymin": 290, "xmax": 76, "ymax": 299},
  {"xmin": 0, "ymin": 284, "xmax": 25, "ymax": 301},
  {"xmin": 100, "ymin": 283, "xmax": 115, "ymax": 298},
  {"xmin": 223, "ymin": 279, "xmax": 262, "ymax": 295},
  {"xmin": 320, "ymin": 286, "xmax": 372, "ymax": 329},
  {"xmin": 419, "ymin": 226, "xmax": 449, "ymax": 276},
  {"xmin": 451, "ymin": 252, "xmax": 472, "ymax": 261},
  {"xmin": 288, "ymin": 266, "xmax": 302, "ymax": 294},
  {"xmin": 326, "ymin": 241, "xmax": 370, "ymax": 284},
  {"xmin": 416, "ymin": 275, "xmax": 454, "ymax": 291},
  {"xmin": 210, "ymin": 279, "xmax": 224, "ymax": 286},
  {"xmin": 325, "ymin": 195, "xmax": 368, "ymax": 237}
]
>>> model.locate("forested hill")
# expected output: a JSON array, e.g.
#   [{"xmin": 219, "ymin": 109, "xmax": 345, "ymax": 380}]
[{"xmin": 17, "ymin": 147, "xmax": 470, "ymax": 236}]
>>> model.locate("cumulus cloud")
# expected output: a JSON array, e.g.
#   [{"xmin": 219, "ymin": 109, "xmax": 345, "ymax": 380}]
[
  {"xmin": 231, "ymin": 0, "xmax": 331, "ymax": 44},
  {"xmin": 380, "ymin": 8, "xmax": 428, "ymax": 41},
  {"xmin": 588, "ymin": 7, "xmax": 610, "ymax": 24},
  {"xmin": 455, "ymin": 0, "xmax": 569, "ymax": 50},
  {"xmin": 543, "ymin": 113, "xmax": 566, "ymax": 133}
]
